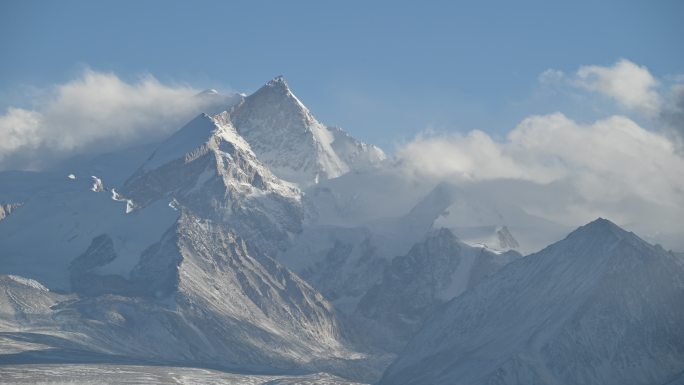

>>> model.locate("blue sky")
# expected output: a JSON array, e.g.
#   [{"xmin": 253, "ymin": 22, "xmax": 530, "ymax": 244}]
[{"xmin": 0, "ymin": 0, "xmax": 682, "ymax": 150}]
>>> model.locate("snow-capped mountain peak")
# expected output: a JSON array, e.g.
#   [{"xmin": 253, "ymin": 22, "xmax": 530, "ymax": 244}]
[
  {"xmin": 266, "ymin": 74, "xmax": 289, "ymax": 88},
  {"xmin": 240, "ymin": 75, "xmax": 316, "ymax": 127},
  {"xmin": 230, "ymin": 76, "xmax": 385, "ymax": 186}
]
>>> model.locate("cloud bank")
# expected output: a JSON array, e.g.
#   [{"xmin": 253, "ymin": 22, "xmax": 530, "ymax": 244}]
[
  {"xmin": 397, "ymin": 113, "xmax": 684, "ymax": 207},
  {"xmin": 1, "ymin": 62, "xmax": 682, "ymax": 249},
  {"xmin": 540, "ymin": 59, "xmax": 684, "ymax": 150},
  {"xmin": 397, "ymin": 60, "xmax": 684, "ymax": 249},
  {"xmin": 0, "ymin": 70, "xmax": 231, "ymax": 170}
]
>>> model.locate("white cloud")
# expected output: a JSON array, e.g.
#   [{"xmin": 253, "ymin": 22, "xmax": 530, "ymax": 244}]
[
  {"xmin": 538, "ymin": 69, "xmax": 566, "ymax": 87},
  {"xmin": 396, "ymin": 113, "xmax": 684, "ymax": 242},
  {"xmin": 539, "ymin": 60, "xmax": 684, "ymax": 153},
  {"xmin": 396, "ymin": 129, "xmax": 526, "ymax": 181},
  {"xmin": 0, "ymin": 70, "xmax": 231, "ymax": 170},
  {"xmin": 549, "ymin": 59, "xmax": 662, "ymax": 115},
  {"xmin": 506, "ymin": 113, "xmax": 681, "ymax": 204},
  {"xmin": 398, "ymin": 60, "xmax": 684, "ymax": 249}
]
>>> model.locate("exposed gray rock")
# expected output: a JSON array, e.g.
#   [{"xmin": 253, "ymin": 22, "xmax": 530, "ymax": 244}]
[{"xmin": 356, "ymin": 228, "xmax": 520, "ymax": 351}]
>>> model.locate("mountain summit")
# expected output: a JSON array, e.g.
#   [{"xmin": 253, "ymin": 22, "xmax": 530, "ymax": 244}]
[
  {"xmin": 230, "ymin": 76, "xmax": 385, "ymax": 186},
  {"xmin": 265, "ymin": 74, "xmax": 289, "ymax": 88}
]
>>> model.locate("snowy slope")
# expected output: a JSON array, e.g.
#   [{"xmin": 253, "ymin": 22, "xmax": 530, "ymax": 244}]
[
  {"xmin": 121, "ymin": 111, "xmax": 303, "ymax": 256},
  {"xmin": 58, "ymin": 212, "xmax": 357, "ymax": 371},
  {"xmin": 356, "ymin": 228, "xmax": 520, "ymax": 351},
  {"xmin": 83, "ymin": 111, "xmax": 357, "ymax": 365},
  {"xmin": 0, "ymin": 364, "xmax": 368, "ymax": 385},
  {"xmin": 0, "ymin": 106, "xmax": 378, "ymax": 380},
  {"xmin": 0, "ymin": 171, "xmax": 178, "ymax": 290},
  {"xmin": 0, "ymin": 222, "xmax": 376, "ymax": 378},
  {"xmin": 380, "ymin": 219, "xmax": 684, "ymax": 385},
  {"xmin": 230, "ymin": 76, "xmax": 385, "ymax": 186}
]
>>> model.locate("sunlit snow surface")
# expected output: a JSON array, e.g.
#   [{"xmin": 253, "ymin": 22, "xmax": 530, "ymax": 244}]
[
  {"xmin": 2, "ymin": 76, "xmax": 683, "ymax": 385},
  {"xmin": 0, "ymin": 364, "xmax": 367, "ymax": 385}
]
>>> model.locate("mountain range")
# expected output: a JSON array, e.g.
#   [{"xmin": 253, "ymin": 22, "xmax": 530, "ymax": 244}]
[{"xmin": 1, "ymin": 77, "xmax": 682, "ymax": 384}]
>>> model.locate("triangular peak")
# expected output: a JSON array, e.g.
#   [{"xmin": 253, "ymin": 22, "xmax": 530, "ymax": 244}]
[
  {"xmin": 565, "ymin": 217, "xmax": 634, "ymax": 242},
  {"xmin": 239, "ymin": 74, "xmax": 313, "ymax": 120}
]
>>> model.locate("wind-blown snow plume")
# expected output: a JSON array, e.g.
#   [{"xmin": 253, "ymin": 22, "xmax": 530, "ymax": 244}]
[{"xmin": 0, "ymin": 70, "xmax": 236, "ymax": 170}]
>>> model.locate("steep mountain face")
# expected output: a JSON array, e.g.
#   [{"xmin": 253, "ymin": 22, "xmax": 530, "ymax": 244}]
[
  {"xmin": 83, "ymin": 111, "xmax": 356, "ymax": 366},
  {"xmin": 230, "ymin": 76, "xmax": 385, "ymax": 186},
  {"xmin": 121, "ymin": 111, "xmax": 304, "ymax": 257},
  {"xmin": 60, "ymin": 212, "xmax": 353, "ymax": 370},
  {"xmin": 0, "ymin": 94, "xmax": 374, "ymax": 379},
  {"xmin": 172, "ymin": 212, "xmax": 347, "ymax": 360},
  {"xmin": 380, "ymin": 219, "xmax": 684, "ymax": 385},
  {"xmin": 0, "ymin": 211, "xmax": 363, "ymax": 376},
  {"xmin": 356, "ymin": 228, "xmax": 521, "ymax": 351}
]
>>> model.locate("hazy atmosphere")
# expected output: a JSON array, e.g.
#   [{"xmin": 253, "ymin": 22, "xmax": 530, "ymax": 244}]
[{"xmin": 1, "ymin": 1, "xmax": 683, "ymax": 385}]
